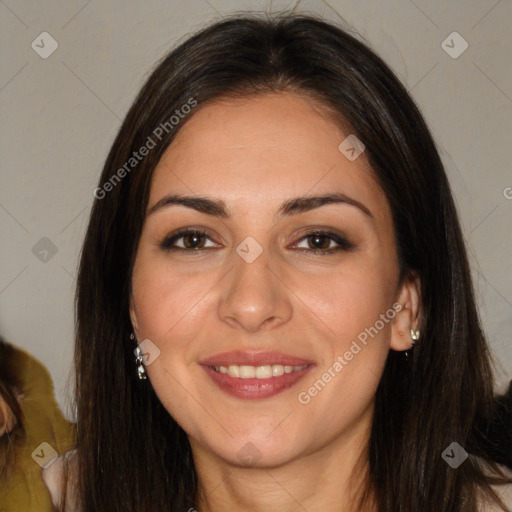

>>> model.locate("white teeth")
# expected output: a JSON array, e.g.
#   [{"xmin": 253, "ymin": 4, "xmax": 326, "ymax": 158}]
[
  {"xmin": 256, "ymin": 365, "xmax": 272, "ymax": 379},
  {"xmin": 227, "ymin": 365, "xmax": 240, "ymax": 377},
  {"xmin": 272, "ymin": 365, "xmax": 284, "ymax": 377},
  {"xmin": 239, "ymin": 366, "xmax": 256, "ymax": 378},
  {"xmin": 214, "ymin": 364, "xmax": 307, "ymax": 378}
]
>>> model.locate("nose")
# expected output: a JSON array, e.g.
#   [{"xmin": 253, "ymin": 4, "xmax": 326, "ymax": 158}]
[{"xmin": 217, "ymin": 247, "xmax": 293, "ymax": 333}]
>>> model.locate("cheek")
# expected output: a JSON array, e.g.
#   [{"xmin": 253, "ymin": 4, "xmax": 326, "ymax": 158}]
[
  {"xmin": 131, "ymin": 253, "xmax": 210, "ymax": 342},
  {"xmin": 306, "ymin": 259, "xmax": 397, "ymax": 346},
  {"xmin": 131, "ymin": 260, "xmax": 211, "ymax": 422},
  {"xmin": 295, "ymin": 256, "xmax": 396, "ymax": 412},
  {"xmin": 295, "ymin": 276, "xmax": 393, "ymax": 441}
]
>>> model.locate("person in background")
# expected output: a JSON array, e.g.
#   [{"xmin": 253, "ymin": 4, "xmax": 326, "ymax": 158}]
[{"xmin": 0, "ymin": 337, "xmax": 76, "ymax": 512}]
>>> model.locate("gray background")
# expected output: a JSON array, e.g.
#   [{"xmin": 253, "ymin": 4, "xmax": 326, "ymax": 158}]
[{"xmin": 1, "ymin": 0, "xmax": 511, "ymax": 421}]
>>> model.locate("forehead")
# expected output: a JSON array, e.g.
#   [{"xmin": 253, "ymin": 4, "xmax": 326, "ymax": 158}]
[{"xmin": 149, "ymin": 92, "xmax": 388, "ymax": 218}]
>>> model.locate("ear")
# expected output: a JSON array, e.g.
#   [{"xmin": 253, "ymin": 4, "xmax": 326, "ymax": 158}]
[
  {"xmin": 129, "ymin": 286, "xmax": 140, "ymax": 340},
  {"xmin": 390, "ymin": 272, "xmax": 421, "ymax": 352}
]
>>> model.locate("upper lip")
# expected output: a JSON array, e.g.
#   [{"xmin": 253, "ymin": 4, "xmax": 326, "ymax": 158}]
[{"xmin": 199, "ymin": 351, "xmax": 315, "ymax": 367}]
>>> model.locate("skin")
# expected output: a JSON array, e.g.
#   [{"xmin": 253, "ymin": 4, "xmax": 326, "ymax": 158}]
[
  {"xmin": 0, "ymin": 386, "xmax": 22, "ymax": 437},
  {"xmin": 129, "ymin": 92, "xmax": 420, "ymax": 512}
]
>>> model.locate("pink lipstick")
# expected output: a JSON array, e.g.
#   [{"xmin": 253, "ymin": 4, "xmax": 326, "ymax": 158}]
[{"xmin": 199, "ymin": 351, "xmax": 315, "ymax": 400}]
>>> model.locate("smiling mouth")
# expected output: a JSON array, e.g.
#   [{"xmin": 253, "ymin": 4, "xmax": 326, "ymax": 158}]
[
  {"xmin": 201, "ymin": 363, "xmax": 314, "ymax": 400},
  {"xmin": 208, "ymin": 364, "xmax": 309, "ymax": 378}
]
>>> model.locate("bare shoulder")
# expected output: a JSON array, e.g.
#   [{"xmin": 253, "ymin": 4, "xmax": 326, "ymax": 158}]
[{"xmin": 42, "ymin": 448, "xmax": 81, "ymax": 512}]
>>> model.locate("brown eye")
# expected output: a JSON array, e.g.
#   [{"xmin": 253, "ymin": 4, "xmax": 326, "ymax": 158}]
[
  {"xmin": 181, "ymin": 232, "xmax": 206, "ymax": 249},
  {"xmin": 307, "ymin": 233, "xmax": 331, "ymax": 250},
  {"xmin": 160, "ymin": 228, "xmax": 217, "ymax": 251},
  {"xmin": 294, "ymin": 230, "xmax": 354, "ymax": 254},
  {"xmin": 159, "ymin": 228, "xmax": 354, "ymax": 255}
]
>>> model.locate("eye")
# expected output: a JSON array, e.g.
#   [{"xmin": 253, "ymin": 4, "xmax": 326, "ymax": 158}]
[
  {"xmin": 292, "ymin": 230, "xmax": 355, "ymax": 255},
  {"xmin": 159, "ymin": 228, "xmax": 354, "ymax": 255},
  {"xmin": 159, "ymin": 228, "xmax": 218, "ymax": 251}
]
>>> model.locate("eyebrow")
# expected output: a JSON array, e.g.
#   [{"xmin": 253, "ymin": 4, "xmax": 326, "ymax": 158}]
[{"xmin": 146, "ymin": 192, "xmax": 373, "ymax": 219}]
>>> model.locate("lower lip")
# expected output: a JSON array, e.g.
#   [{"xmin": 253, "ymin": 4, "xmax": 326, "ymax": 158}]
[{"xmin": 201, "ymin": 365, "xmax": 314, "ymax": 400}]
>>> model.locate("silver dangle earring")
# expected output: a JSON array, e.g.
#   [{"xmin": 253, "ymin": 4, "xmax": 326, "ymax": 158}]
[
  {"xmin": 131, "ymin": 333, "xmax": 147, "ymax": 380},
  {"xmin": 405, "ymin": 328, "xmax": 420, "ymax": 360}
]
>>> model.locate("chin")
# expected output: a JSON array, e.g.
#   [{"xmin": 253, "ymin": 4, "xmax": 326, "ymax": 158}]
[{"xmin": 200, "ymin": 426, "xmax": 309, "ymax": 469}]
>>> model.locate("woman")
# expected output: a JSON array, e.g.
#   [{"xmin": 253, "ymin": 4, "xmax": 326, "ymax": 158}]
[
  {"xmin": 66, "ymin": 12, "xmax": 511, "ymax": 512},
  {"xmin": 0, "ymin": 338, "xmax": 76, "ymax": 511}
]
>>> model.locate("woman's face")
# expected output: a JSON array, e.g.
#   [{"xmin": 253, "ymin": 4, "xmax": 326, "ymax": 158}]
[{"xmin": 130, "ymin": 92, "xmax": 417, "ymax": 468}]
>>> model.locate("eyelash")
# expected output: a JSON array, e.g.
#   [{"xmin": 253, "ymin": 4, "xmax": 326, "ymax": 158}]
[{"xmin": 158, "ymin": 228, "xmax": 354, "ymax": 255}]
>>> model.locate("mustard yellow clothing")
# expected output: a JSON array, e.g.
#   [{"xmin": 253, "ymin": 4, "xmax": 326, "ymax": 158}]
[{"xmin": 0, "ymin": 345, "xmax": 76, "ymax": 512}]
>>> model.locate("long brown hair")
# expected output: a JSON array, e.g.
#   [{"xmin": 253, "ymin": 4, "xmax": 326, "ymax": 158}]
[{"xmin": 74, "ymin": 12, "xmax": 511, "ymax": 511}]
